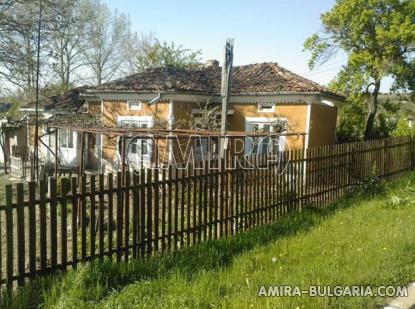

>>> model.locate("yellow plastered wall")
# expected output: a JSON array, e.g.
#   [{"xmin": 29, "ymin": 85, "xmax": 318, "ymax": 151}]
[
  {"xmin": 170, "ymin": 102, "xmax": 196, "ymax": 163},
  {"xmin": 88, "ymin": 101, "xmax": 101, "ymax": 115},
  {"xmin": 102, "ymin": 101, "xmax": 170, "ymax": 165},
  {"xmin": 308, "ymin": 104, "xmax": 338, "ymax": 147},
  {"xmin": 231, "ymin": 103, "xmax": 308, "ymax": 150}
]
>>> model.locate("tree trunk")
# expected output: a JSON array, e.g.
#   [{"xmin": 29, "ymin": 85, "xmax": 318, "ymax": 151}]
[
  {"xmin": 97, "ymin": 67, "xmax": 102, "ymax": 86},
  {"xmin": 364, "ymin": 80, "xmax": 381, "ymax": 140}
]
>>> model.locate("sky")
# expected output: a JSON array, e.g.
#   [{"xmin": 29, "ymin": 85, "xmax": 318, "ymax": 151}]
[{"xmin": 104, "ymin": 0, "xmax": 347, "ymax": 87}]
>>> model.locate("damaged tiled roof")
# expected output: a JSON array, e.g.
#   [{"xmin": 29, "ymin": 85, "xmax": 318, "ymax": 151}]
[
  {"xmin": 37, "ymin": 113, "xmax": 106, "ymax": 128},
  {"xmin": 4, "ymin": 113, "xmax": 105, "ymax": 130},
  {"xmin": 22, "ymin": 86, "xmax": 96, "ymax": 111},
  {"xmin": 95, "ymin": 62, "xmax": 345, "ymax": 99}
]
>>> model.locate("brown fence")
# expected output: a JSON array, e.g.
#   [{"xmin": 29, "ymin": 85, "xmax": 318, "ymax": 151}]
[{"xmin": 0, "ymin": 136, "xmax": 414, "ymax": 289}]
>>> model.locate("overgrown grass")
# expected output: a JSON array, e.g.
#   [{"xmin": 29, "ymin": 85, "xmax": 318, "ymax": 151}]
[{"xmin": 3, "ymin": 172, "xmax": 415, "ymax": 308}]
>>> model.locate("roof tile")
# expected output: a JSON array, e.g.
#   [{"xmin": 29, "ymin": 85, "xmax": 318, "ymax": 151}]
[{"xmin": 95, "ymin": 62, "xmax": 344, "ymax": 98}]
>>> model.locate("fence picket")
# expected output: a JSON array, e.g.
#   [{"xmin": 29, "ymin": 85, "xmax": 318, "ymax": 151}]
[
  {"xmin": 39, "ymin": 181, "xmax": 47, "ymax": 273},
  {"xmin": 98, "ymin": 174, "xmax": 105, "ymax": 260},
  {"xmin": 71, "ymin": 177, "xmax": 78, "ymax": 269},
  {"xmin": 132, "ymin": 173, "xmax": 139, "ymax": 258},
  {"xmin": 90, "ymin": 175, "xmax": 96, "ymax": 261},
  {"xmin": 108, "ymin": 174, "xmax": 114, "ymax": 259},
  {"xmin": 140, "ymin": 169, "xmax": 146, "ymax": 257},
  {"xmin": 116, "ymin": 172, "xmax": 123, "ymax": 262},
  {"xmin": 80, "ymin": 174, "xmax": 87, "ymax": 261},
  {"xmin": 147, "ymin": 168, "xmax": 153, "ymax": 256},
  {"xmin": 16, "ymin": 183, "xmax": 24, "ymax": 286},
  {"xmin": 50, "ymin": 178, "xmax": 57, "ymax": 270},
  {"xmin": 154, "ymin": 169, "xmax": 159, "ymax": 253},
  {"xmin": 60, "ymin": 178, "xmax": 69, "ymax": 270},
  {"xmin": 28, "ymin": 182, "xmax": 36, "ymax": 277},
  {"xmin": 0, "ymin": 136, "xmax": 414, "ymax": 289},
  {"xmin": 124, "ymin": 171, "xmax": 130, "ymax": 261},
  {"xmin": 5, "ymin": 185, "xmax": 13, "ymax": 290}
]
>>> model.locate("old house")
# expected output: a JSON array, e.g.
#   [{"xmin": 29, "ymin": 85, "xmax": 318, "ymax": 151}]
[
  {"xmin": 16, "ymin": 61, "xmax": 345, "ymax": 173},
  {"xmin": 89, "ymin": 61, "xmax": 344, "ymax": 171},
  {"xmin": 15, "ymin": 88, "xmax": 101, "ymax": 171}
]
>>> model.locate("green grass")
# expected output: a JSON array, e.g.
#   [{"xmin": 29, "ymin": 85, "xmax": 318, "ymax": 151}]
[{"xmin": 3, "ymin": 172, "xmax": 415, "ymax": 308}]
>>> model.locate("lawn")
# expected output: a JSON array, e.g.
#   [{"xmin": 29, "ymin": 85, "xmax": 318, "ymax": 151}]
[{"xmin": 2, "ymin": 171, "xmax": 415, "ymax": 308}]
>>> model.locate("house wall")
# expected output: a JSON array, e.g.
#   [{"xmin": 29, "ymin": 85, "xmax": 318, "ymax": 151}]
[
  {"xmin": 230, "ymin": 103, "xmax": 308, "ymax": 150},
  {"xmin": 99, "ymin": 99, "xmax": 338, "ymax": 171},
  {"xmin": 308, "ymin": 103, "xmax": 338, "ymax": 147},
  {"xmin": 170, "ymin": 102, "xmax": 196, "ymax": 164},
  {"xmin": 2, "ymin": 127, "xmax": 26, "ymax": 163},
  {"xmin": 101, "ymin": 100, "xmax": 170, "ymax": 171},
  {"xmin": 88, "ymin": 101, "xmax": 101, "ymax": 115}
]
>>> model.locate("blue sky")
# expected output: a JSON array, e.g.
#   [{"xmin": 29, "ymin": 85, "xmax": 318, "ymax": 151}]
[{"xmin": 103, "ymin": 0, "xmax": 349, "ymax": 87}]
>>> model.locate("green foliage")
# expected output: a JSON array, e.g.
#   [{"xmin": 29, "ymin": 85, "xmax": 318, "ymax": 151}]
[
  {"xmin": 375, "ymin": 113, "xmax": 397, "ymax": 138},
  {"xmin": 332, "ymin": 78, "xmax": 409, "ymax": 142},
  {"xmin": 134, "ymin": 40, "xmax": 201, "ymax": 71},
  {"xmin": 356, "ymin": 172, "xmax": 383, "ymax": 197},
  {"xmin": 305, "ymin": 0, "xmax": 415, "ymax": 82},
  {"xmin": 335, "ymin": 96, "xmax": 367, "ymax": 143},
  {"xmin": 386, "ymin": 179, "xmax": 415, "ymax": 208},
  {"xmin": 3, "ymin": 172, "xmax": 415, "ymax": 308},
  {"xmin": 392, "ymin": 117, "xmax": 415, "ymax": 137},
  {"xmin": 305, "ymin": 0, "xmax": 415, "ymax": 139}
]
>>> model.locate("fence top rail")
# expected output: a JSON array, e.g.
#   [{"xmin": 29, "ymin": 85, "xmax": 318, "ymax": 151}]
[{"xmin": 45, "ymin": 124, "xmax": 306, "ymax": 139}]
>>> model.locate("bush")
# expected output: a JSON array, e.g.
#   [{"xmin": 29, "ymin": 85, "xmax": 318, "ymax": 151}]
[
  {"xmin": 392, "ymin": 118, "xmax": 415, "ymax": 137},
  {"xmin": 355, "ymin": 166, "xmax": 384, "ymax": 197}
]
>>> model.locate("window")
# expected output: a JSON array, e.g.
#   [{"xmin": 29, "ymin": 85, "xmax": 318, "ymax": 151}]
[
  {"xmin": 59, "ymin": 130, "xmax": 74, "ymax": 148},
  {"xmin": 194, "ymin": 137, "xmax": 209, "ymax": 160},
  {"xmin": 118, "ymin": 117, "xmax": 152, "ymax": 165},
  {"xmin": 250, "ymin": 122, "xmax": 273, "ymax": 154},
  {"xmin": 258, "ymin": 103, "xmax": 275, "ymax": 113},
  {"xmin": 245, "ymin": 117, "xmax": 287, "ymax": 156},
  {"xmin": 127, "ymin": 100, "xmax": 142, "ymax": 111}
]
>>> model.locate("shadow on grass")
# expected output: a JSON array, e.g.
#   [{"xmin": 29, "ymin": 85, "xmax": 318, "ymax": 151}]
[{"xmin": 0, "ymin": 190, "xmax": 372, "ymax": 308}]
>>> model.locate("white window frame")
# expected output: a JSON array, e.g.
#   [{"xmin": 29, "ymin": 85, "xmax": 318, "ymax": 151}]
[
  {"xmin": 117, "ymin": 115, "xmax": 154, "ymax": 166},
  {"xmin": 193, "ymin": 136, "xmax": 209, "ymax": 161},
  {"xmin": 59, "ymin": 129, "xmax": 75, "ymax": 149},
  {"xmin": 257, "ymin": 103, "xmax": 275, "ymax": 113},
  {"xmin": 245, "ymin": 117, "xmax": 286, "ymax": 155},
  {"xmin": 127, "ymin": 100, "xmax": 142, "ymax": 111}
]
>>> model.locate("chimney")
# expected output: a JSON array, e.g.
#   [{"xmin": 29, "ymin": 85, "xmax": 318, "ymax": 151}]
[{"xmin": 205, "ymin": 59, "xmax": 219, "ymax": 68}]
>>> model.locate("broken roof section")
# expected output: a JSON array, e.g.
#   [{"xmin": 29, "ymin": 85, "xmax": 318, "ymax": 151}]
[
  {"xmin": 94, "ymin": 62, "xmax": 345, "ymax": 99},
  {"xmin": 21, "ymin": 86, "xmax": 98, "ymax": 113},
  {"xmin": 17, "ymin": 86, "xmax": 102, "ymax": 129},
  {"xmin": 3, "ymin": 113, "xmax": 105, "ymax": 130}
]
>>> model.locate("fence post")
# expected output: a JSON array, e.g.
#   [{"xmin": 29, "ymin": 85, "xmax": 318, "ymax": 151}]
[
  {"xmin": 28, "ymin": 182, "xmax": 36, "ymax": 277},
  {"xmin": 16, "ymin": 183, "xmax": 25, "ymax": 286},
  {"xmin": 0, "ymin": 190, "xmax": 2, "ymax": 286},
  {"xmin": 412, "ymin": 136, "xmax": 415, "ymax": 169},
  {"xmin": 50, "ymin": 177, "xmax": 58, "ymax": 270},
  {"xmin": 347, "ymin": 144, "xmax": 355, "ymax": 188},
  {"xmin": 61, "ymin": 178, "xmax": 69, "ymax": 270},
  {"xmin": 39, "ymin": 180, "xmax": 47, "ymax": 273},
  {"xmin": 383, "ymin": 139, "xmax": 388, "ymax": 178},
  {"xmin": 5, "ymin": 185, "xmax": 13, "ymax": 291}
]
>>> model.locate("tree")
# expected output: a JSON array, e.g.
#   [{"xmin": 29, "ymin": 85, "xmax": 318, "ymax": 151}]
[
  {"xmin": 0, "ymin": 0, "xmax": 45, "ymax": 91},
  {"xmin": 123, "ymin": 31, "xmax": 156, "ymax": 75},
  {"xmin": 46, "ymin": 0, "xmax": 90, "ymax": 87},
  {"xmin": 124, "ymin": 37, "xmax": 202, "ymax": 73},
  {"xmin": 304, "ymin": 0, "xmax": 415, "ymax": 140},
  {"xmin": 82, "ymin": 0, "xmax": 130, "ymax": 85}
]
